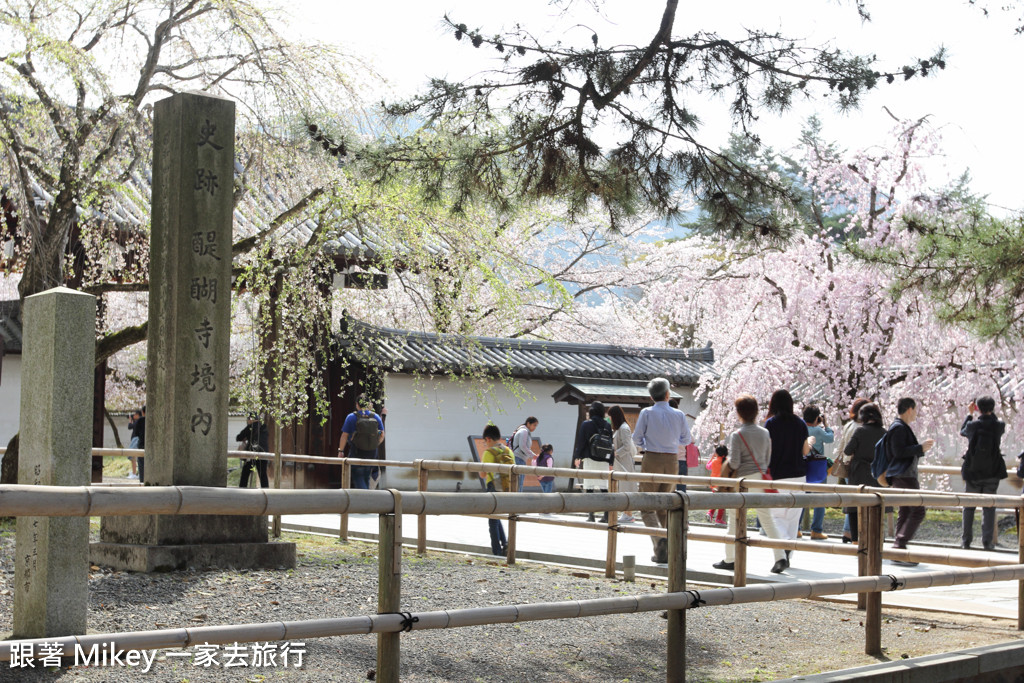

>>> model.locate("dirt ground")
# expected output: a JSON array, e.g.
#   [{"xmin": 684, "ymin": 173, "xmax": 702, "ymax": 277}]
[{"xmin": 0, "ymin": 524, "xmax": 1021, "ymax": 682}]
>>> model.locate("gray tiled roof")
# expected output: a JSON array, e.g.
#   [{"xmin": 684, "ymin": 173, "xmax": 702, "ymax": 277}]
[
  {"xmin": 339, "ymin": 321, "xmax": 715, "ymax": 386},
  {"xmin": 18, "ymin": 161, "xmax": 419, "ymax": 266}
]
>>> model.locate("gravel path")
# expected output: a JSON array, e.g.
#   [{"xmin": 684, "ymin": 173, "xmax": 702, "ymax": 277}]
[{"xmin": 0, "ymin": 523, "xmax": 1020, "ymax": 683}]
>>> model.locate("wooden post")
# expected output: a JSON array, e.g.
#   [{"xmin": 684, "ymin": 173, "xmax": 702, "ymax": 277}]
[
  {"xmin": 416, "ymin": 461, "xmax": 428, "ymax": 555},
  {"xmin": 507, "ymin": 467, "xmax": 518, "ymax": 565},
  {"xmin": 666, "ymin": 500, "xmax": 687, "ymax": 683},
  {"xmin": 886, "ymin": 509, "xmax": 894, "ymax": 540},
  {"xmin": 606, "ymin": 476, "xmax": 618, "ymax": 579},
  {"xmin": 856, "ymin": 506, "xmax": 867, "ymax": 611},
  {"xmin": 339, "ymin": 459, "xmax": 351, "ymax": 541},
  {"xmin": 865, "ymin": 502, "xmax": 883, "ymax": 656},
  {"xmin": 272, "ymin": 426, "xmax": 282, "ymax": 538},
  {"xmin": 377, "ymin": 491, "xmax": 402, "ymax": 683},
  {"xmin": 733, "ymin": 481, "xmax": 747, "ymax": 588},
  {"xmin": 1018, "ymin": 498, "xmax": 1024, "ymax": 631}
]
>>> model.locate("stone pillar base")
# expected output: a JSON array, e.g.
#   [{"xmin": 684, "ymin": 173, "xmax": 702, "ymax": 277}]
[
  {"xmin": 89, "ymin": 540, "xmax": 295, "ymax": 573},
  {"xmin": 90, "ymin": 514, "xmax": 295, "ymax": 572}
]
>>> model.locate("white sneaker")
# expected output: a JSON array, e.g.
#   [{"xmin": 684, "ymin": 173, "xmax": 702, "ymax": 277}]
[
  {"xmin": 618, "ymin": 514, "xmax": 635, "ymax": 524},
  {"xmin": 127, "ymin": 473, "xmax": 139, "ymax": 480}
]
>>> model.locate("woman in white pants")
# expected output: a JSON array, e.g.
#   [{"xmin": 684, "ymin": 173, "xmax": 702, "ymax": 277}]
[
  {"xmin": 763, "ymin": 389, "xmax": 811, "ymax": 573},
  {"xmin": 713, "ymin": 395, "xmax": 788, "ymax": 574}
]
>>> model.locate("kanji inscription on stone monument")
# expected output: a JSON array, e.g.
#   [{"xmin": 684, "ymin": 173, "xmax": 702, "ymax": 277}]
[{"xmin": 146, "ymin": 92, "xmax": 234, "ymax": 486}]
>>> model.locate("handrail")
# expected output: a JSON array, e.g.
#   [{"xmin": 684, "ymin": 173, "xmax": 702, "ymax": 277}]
[
  {"xmin": 0, "ymin": 485, "xmax": 1012, "ymax": 517},
  {"xmin": 13, "ymin": 446, "xmax": 1019, "ymax": 487}
]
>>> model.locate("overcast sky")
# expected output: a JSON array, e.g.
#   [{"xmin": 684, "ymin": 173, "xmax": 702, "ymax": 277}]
[{"xmin": 281, "ymin": 0, "xmax": 1024, "ymax": 211}]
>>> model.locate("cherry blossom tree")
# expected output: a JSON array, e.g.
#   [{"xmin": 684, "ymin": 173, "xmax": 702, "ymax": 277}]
[{"xmin": 637, "ymin": 119, "xmax": 1023, "ymax": 468}]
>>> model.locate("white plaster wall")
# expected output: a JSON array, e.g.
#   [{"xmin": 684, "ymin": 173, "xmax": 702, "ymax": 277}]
[
  {"xmin": 0, "ymin": 354, "xmax": 21, "ymax": 446},
  {"xmin": 381, "ymin": 374, "xmax": 702, "ymax": 492},
  {"xmin": 0, "ymin": 355, "xmax": 247, "ymax": 461}
]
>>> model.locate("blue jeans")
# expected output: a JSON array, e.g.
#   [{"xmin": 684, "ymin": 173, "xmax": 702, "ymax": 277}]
[
  {"xmin": 675, "ymin": 460, "xmax": 688, "ymax": 492},
  {"xmin": 514, "ymin": 455, "xmax": 526, "ymax": 491},
  {"xmin": 539, "ymin": 479, "xmax": 554, "ymax": 493},
  {"xmin": 805, "ymin": 458, "xmax": 828, "ymax": 533},
  {"xmin": 810, "ymin": 506, "xmax": 825, "ymax": 533},
  {"xmin": 798, "ymin": 506, "xmax": 825, "ymax": 533},
  {"xmin": 351, "ymin": 465, "xmax": 374, "ymax": 489},
  {"xmin": 349, "ymin": 448, "xmax": 379, "ymax": 489},
  {"xmin": 486, "ymin": 482, "xmax": 507, "ymax": 554}
]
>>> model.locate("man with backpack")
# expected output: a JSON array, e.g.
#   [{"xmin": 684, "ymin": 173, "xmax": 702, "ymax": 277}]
[
  {"xmin": 632, "ymin": 377, "xmax": 693, "ymax": 564},
  {"xmin": 885, "ymin": 397, "xmax": 935, "ymax": 564},
  {"xmin": 337, "ymin": 394, "xmax": 385, "ymax": 489},
  {"xmin": 960, "ymin": 396, "xmax": 1007, "ymax": 550},
  {"xmin": 573, "ymin": 402, "xmax": 615, "ymax": 524}
]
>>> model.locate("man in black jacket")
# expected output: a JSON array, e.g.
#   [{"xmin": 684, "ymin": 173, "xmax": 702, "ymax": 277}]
[
  {"xmin": 887, "ymin": 397, "xmax": 936, "ymax": 563},
  {"xmin": 573, "ymin": 402, "xmax": 613, "ymax": 524},
  {"xmin": 236, "ymin": 412, "xmax": 270, "ymax": 488},
  {"xmin": 960, "ymin": 396, "xmax": 1007, "ymax": 550}
]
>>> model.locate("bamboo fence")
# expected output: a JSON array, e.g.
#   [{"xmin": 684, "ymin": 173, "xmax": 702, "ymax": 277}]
[{"xmin": 1, "ymin": 482, "xmax": 1023, "ymax": 682}]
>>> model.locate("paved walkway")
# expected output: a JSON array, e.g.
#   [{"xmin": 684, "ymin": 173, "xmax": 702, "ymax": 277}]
[{"xmin": 281, "ymin": 511, "xmax": 1021, "ymax": 620}]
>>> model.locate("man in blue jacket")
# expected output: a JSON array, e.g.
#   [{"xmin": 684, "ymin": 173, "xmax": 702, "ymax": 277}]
[{"xmin": 887, "ymin": 397, "xmax": 935, "ymax": 564}]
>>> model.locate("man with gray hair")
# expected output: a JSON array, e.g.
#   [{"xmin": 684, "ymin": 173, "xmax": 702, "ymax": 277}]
[{"xmin": 633, "ymin": 377, "xmax": 693, "ymax": 563}]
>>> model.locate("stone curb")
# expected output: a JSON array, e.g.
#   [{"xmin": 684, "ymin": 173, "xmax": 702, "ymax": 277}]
[{"xmin": 776, "ymin": 640, "xmax": 1024, "ymax": 682}]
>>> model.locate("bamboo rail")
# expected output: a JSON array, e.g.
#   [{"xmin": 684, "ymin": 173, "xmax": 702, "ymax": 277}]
[
  {"xmin": 20, "ymin": 447, "xmax": 1017, "ymax": 480},
  {"xmin": 2, "ymin": 564, "xmax": 1022, "ymax": 664},
  {"xmin": 0, "ymin": 485, "xmax": 1013, "ymax": 518}
]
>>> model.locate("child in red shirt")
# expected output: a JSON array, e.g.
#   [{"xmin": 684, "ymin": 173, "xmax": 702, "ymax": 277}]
[{"xmin": 705, "ymin": 445, "xmax": 728, "ymax": 524}]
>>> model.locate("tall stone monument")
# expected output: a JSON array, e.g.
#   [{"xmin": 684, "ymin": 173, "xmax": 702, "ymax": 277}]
[
  {"xmin": 91, "ymin": 92, "xmax": 294, "ymax": 571},
  {"xmin": 13, "ymin": 287, "xmax": 95, "ymax": 637},
  {"xmin": 147, "ymin": 91, "xmax": 233, "ymax": 485}
]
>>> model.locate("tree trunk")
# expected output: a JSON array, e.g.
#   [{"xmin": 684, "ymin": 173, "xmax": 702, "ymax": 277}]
[
  {"xmin": 1, "ymin": 433, "xmax": 19, "ymax": 486},
  {"xmin": 17, "ymin": 207, "xmax": 75, "ymax": 300}
]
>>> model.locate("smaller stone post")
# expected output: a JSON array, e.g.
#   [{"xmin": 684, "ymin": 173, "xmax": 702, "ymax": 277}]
[
  {"xmin": 1017, "ymin": 498, "xmax": 1024, "ymax": 631},
  {"xmin": 13, "ymin": 287, "xmax": 95, "ymax": 638},
  {"xmin": 622, "ymin": 555, "xmax": 636, "ymax": 582}
]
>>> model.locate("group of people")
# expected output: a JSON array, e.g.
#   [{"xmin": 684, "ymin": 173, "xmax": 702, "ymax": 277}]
[
  {"xmin": 708, "ymin": 390, "xmax": 1009, "ymax": 574},
  {"xmin": 571, "ymin": 403, "xmax": 643, "ymax": 524},
  {"xmin": 237, "ymin": 381, "xmax": 1010, "ymax": 568},
  {"xmin": 834, "ymin": 394, "xmax": 1007, "ymax": 554},
  {"xmin": 236, "ymin": 393, "xmax": 388, "ymax": 491}
]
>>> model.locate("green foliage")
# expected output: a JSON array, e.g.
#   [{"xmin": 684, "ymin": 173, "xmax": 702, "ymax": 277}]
[
  {"xmin": 855, "ymin": 177, "xmax": 1024, "ymax": 340},
  {"xmin": 358, "ymin": 2, "xmax": 945, "ymax": 236},
  {"xmin": 685, "ymin": 118, "xmax": 848, "ymax": 241}
]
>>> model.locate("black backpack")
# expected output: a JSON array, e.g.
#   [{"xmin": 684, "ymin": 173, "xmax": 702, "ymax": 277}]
[
  {"xmin": 870, "ymin": 430, "xmax": 891, "ymax": 486},
  {"xmin": 352, "ymin": 411, "xmax": 380, "ymax": 451},
  {"xmin": 587, "ymin": 422, "xmax": 614, "ymax": 463}
]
